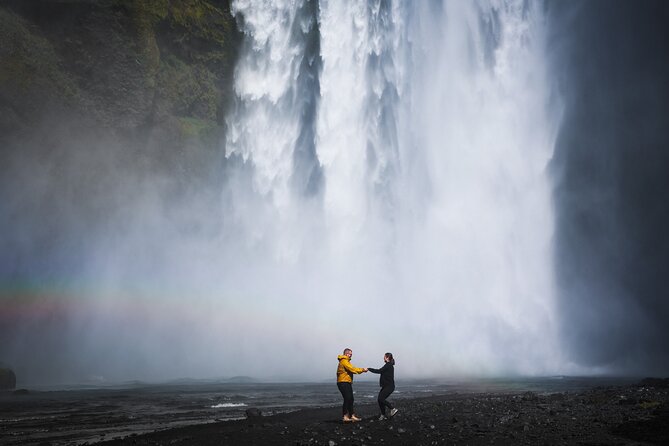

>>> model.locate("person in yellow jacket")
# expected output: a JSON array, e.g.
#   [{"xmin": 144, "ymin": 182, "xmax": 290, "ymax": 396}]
[{"xmin": 336, "ymin": 348, "xmax": 367, "ymax": 422}]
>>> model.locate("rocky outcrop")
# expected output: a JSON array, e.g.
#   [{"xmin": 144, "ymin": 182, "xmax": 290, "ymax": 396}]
[
  {"xmin": 245, "ymin": 408, "xmax": 263, "ymax": 418},
  {"xmin": 0, "ymin": 368, "xmax": 17, "ymax": 390}
]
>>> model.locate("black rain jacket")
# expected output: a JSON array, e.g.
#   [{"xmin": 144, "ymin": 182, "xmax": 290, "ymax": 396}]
[{"xmin": 368, "ymin": 360, "xmax": 395, "ymax": 388}]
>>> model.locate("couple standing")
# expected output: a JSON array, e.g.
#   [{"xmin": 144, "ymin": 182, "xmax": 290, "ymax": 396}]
[{"xmin": 336, "ymin": 348, "xmax": 398, "ymax": 422}]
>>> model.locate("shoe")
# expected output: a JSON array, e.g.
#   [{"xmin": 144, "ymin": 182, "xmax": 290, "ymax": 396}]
[
  {"xmin": 389, "ymin": 408, "xmax": 398, "ymax": 417},
  {"xmin": 343, "ymin": 416, "xmax": 353, "ymax": 423},
  {"xmin": 378, "ymin": 415, "xmax": 387, "ymax": 421},
  {"xmin": 350, "ymin": 414, "xmax": 362, "ymax": 422}
]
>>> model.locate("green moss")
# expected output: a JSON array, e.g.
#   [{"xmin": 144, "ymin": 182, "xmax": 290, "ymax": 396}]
[
  {"xmin": 170, "ymin": 0, "xmax": 232, "ymax": 39},
  {"xmin": 178, "ymin": 117, "xmax": 221, "ymax": 154},
  {"xmin": 110, "ymin": 0, "xmax": 236, "ymax": 95},
  {"xmin": 0, "ymin": 9, "xmax": 79, "ymax": 101},
  {"xmin": 1, "ymin": 1, "xmax": 236, "ymax": 140},
  {"xmin": 113, "ymin": 0, "xmax": 169, "ymax": 25},
  {"xmin": 157, "ymin": 54, "xmax": 219, "ymax": 120},
  {"xmin": 179, "ymin": 117, "xmax": 217, "ymax": 140},
  {"xmin": 113, "ymin": 0, "xmax": 170, "ymax": 87},
  {"xmin": 114, "ymin": 0, "xmax": 234, "ymax": 50},
  {"xmin": 166, "ymin": 0, "xmax": 235, "ymax": 66},
  {"xmin": 639, "ymin": 401, "xmax": 661, "ymax": 410}
]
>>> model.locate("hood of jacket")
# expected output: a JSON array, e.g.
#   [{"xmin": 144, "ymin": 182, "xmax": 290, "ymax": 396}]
[{"xmin": 337, "ymin": 354, "xmax": 364, "ymax": 383}]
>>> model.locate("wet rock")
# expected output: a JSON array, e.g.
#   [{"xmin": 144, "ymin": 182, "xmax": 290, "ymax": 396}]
[
  {"xmin": 0, "ymin": 368, "xmax": 16, "ymax": 390},
  {"xmin": 245, "ymin": 408, "xmax": 263, "ymax": 418}
]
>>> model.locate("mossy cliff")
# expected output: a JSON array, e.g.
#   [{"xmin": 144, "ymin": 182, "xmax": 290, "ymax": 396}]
[
  {"xmin": 0, "ymin": 0, "xmax": 240, "ymax": 168},
  {"xmin": 0, "ymin": 0, "xmax": 244, "ymax": 255},
  {"xmin": 0, "ymin": 0, "xmax": 243, "ymax": 270}
]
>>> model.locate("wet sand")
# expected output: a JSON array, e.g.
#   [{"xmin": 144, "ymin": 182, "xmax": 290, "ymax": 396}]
[{"xmin": 100, "ymin": 380, "xmax": 669, "ymax": 445}]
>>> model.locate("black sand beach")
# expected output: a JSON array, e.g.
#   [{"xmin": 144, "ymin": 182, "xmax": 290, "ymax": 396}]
[{"xmin": 99, "ymin": 380, "xmax": 669, "ymax": 446}]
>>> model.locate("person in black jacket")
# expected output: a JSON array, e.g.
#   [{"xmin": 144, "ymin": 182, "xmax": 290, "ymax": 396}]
[{"xmin": 368, "ymin": 352, "xmax": 398, "ymax": 420}]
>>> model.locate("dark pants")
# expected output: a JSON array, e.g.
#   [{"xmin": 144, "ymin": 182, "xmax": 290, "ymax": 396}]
[
  {"xmin": 337, "ymin": 382, "xmax": 354, "ymax": 416},
  {"xmin": 378, "ymin": 385, "xmax": 395, "ymax": 415}
]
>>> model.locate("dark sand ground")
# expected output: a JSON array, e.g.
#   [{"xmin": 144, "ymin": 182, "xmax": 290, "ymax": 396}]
[{"xmin": 100, "ymin": 380, "xmax": 669, "ymax": 445}]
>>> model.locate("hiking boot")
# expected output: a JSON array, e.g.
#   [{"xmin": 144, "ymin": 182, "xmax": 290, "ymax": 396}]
[
  {"xmin": 351, "ymin": 414, "xmax": 362, "ymax": 422},
  {"xmin": 389, "ymin": 408, "xmax": 398, "ymax": 417},
  {"xmin": 378, "ymin": 415, "xmax": 387, "ymax": 421}
]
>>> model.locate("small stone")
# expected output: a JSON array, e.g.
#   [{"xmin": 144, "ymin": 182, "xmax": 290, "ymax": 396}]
[
  {"xmin": 328, "ymin": 441, "xmax": 336, "ymax": 446},
  {"xmin": 397, "ymin": 428, "xmax": 406, "ymax": 434}
]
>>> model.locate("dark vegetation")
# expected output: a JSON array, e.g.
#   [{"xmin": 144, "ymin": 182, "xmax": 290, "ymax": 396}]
[{"xmin": 1, "ymin": 0, "xmax": 239, "ymax": 143}]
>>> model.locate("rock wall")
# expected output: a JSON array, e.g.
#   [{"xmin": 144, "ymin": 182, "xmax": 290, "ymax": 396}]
[
  {"xmin": 1, "ymin": 0, "xmax": 239, "ymax": 154},
  {"xmin": 0, "ymin": 368, "xmax": 17, "ymax": 390}
]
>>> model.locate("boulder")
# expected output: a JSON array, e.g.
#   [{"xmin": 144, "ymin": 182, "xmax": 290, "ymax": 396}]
[
  {"xmin": 245, "ymin": 408, "xmax": 263, "ymax": 418},
  {"xmin": 0, "ymin": 368, "xmax": 16, "ymax": 390}
]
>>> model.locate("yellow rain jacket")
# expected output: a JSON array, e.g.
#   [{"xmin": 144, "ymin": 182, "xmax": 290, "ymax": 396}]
[{"xmin": 336, "ymin": 355, "xmax": 365, "ymax": 383}]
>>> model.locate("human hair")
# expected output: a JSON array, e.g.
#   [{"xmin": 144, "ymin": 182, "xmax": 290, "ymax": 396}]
[
  {"xmin": 385, "ymin": 352, "xmax": 395, "ymax": 364},
  {"xmin": 343, "ymin": 348, "xmax": 352, "ymax": 355}
]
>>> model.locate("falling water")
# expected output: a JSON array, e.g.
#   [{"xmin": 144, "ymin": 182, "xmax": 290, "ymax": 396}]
[{"xmin": 224, "ymin": 0, "xmax": 562, "ymax": 376}]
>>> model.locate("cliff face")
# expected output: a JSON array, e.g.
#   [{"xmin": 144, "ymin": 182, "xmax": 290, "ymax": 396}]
[
  {"xmin": 0, "ymin": 0, "xmax": 241, "ymax": 282},
  {"xmin": 1, "ymin": 0, "xmax": 239, "ymax": 151}
]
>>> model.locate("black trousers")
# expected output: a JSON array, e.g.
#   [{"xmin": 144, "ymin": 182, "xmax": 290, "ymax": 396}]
[
  {"xmin": 378, "ymin": 384, "xmax": 395, "ymax": 415},
  {"xmin": 337, "ymin": 382, "xmax": 354, "ymax": 416}
]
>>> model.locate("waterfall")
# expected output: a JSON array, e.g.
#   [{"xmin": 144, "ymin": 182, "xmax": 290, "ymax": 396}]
[
  {"xmin": 399, "ymin": 1, "xmax": 560, "ymax": 373},
  {"xmin": 227, "ymin": 0, "xmax": 322, "ymax": 203},
  {"xmin": 225, "ymin": 0, "xmax": 562, "ymax": 375}
]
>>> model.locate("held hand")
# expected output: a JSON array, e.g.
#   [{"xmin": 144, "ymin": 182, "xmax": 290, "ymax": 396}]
[{"xmin": 363, "ymin": 368, "xmax": 368, "ymax": 372}]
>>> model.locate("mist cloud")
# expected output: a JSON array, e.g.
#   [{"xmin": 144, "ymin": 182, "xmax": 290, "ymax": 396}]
[{"xmin": 2, "ymin": 0, "xmax": 668, "ymax": 386}]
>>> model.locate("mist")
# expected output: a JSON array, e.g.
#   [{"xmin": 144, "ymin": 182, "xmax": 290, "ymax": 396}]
[{"xmin": 1, "ymin": 0, "xmax": 667, "ymax": 386}]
